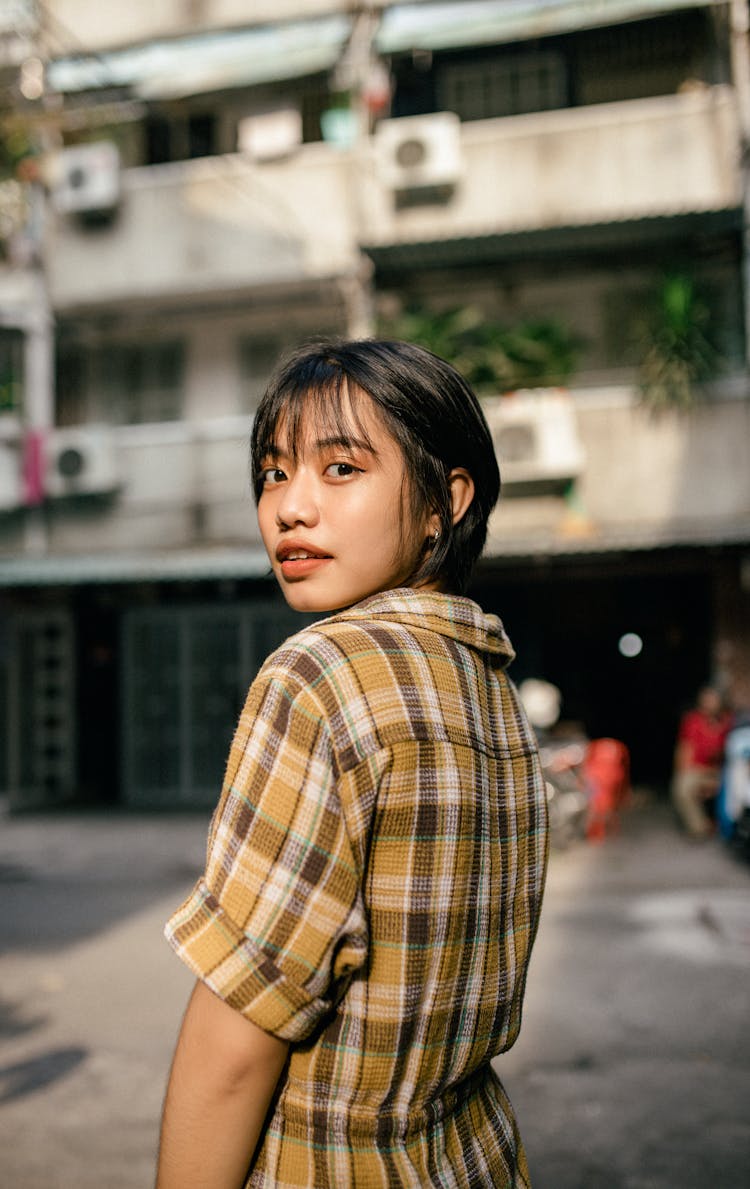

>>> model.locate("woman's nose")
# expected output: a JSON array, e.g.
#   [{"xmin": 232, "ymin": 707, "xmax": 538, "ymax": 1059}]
[{"xmin": 276, "ymin": 469, "xmax": 319, "ymax": 527}]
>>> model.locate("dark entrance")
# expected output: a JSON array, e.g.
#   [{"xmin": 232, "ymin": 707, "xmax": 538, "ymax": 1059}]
[{"xmin": 473, "ymin": 554, "xmax": 714, "ymax": 787}]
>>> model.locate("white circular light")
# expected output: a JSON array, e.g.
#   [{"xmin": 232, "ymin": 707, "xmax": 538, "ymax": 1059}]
[{"xmin": 618, "ymin": 632, "xmax": 643, "ymax": 658}]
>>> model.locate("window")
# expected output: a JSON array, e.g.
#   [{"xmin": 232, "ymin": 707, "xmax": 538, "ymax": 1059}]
[
  {"xmin": 55, "ymin": 343, "xmax": 87, "ymax": 426},
  {"xmin": 240, "ymin": 334, "xmax": 287, "ymax": 410},
  {"xmin": 188, "ymin": 112, "xmax": 216, "ymax": 159},
  {"xmin": 144, "ymin": 109, "xmax": 217, "ymax": 164},
  {"xmin": 144, "ymin": 113, "xmax": 172, "ymax": 165},
  {"xmin": 56, "ymin": 339, "xmax": 185, "ymax": 425},
  {"xmin": 102, "ymin": 342, "xmax": 184, "ymax": 423},
  {"xmin": 0, "ymin": 328, "xmax": 23, "ymax": 413},
  {"xmin": 240, "ymin": 323, "xmax": 345, "ymax": 411},
  {"xmin": 438, "ymin": 50, "xmax": 567, "ymax": 122},
  {"xmin": 574, "ymin": 11, "xmax": 718, "ymax": 106}
]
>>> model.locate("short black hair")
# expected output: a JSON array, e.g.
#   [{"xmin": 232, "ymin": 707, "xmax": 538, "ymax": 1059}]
[{"xmin": 250, "ymin": 338, "xmax": 501, "ymax": 594}]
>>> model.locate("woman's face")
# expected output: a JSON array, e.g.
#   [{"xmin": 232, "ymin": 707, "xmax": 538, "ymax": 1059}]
[{"xmin": 257, "ymin": 390, "xmax": 436, "ymax": 613}]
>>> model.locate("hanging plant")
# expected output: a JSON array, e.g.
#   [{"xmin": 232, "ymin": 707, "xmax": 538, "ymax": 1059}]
[
  {"xmin": 636, "ymin": 275, "xmax": 720, "ymax": 411},
  {"xmin": 378, "ymin": 303, "xmax": 582, "ymax": 393}
]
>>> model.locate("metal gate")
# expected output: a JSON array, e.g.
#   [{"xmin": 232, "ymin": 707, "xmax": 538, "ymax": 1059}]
[
  {"xmin": 121, "ymin": 602, "xmax": 306, "ymax": 808},
  {"xmin": 6, "ymin": 609, "xmax": 77, "ymax": 810}
]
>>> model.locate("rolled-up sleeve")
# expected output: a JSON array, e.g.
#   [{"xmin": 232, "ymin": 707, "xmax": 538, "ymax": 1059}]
[{"xmin": 164, "ymin": 667, "xmax": 368, "ymax": 1041}]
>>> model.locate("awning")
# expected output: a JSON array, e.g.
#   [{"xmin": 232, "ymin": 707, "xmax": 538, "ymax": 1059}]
[
  {"xmin": 0, "ymin": 547, "xmax": 273, "ymax": 587},
  {"xmin": 47, "ymin": 1, "xmax": 727, "ymax": 99},
  {"xmin": 48, "ymin": 14, "xmax": 353, "ymax": 99},
  {"xmin": 484, "ymin": 517, "xmax": 750, "ymax": 563},
  {"xmin": 2, "ymin": 518, "xmax": 747, "ymax": 588},
  {"xmin": 377, "ymin": 0, "xmax": 726, "ymax": 54},
  {"xmin": 364, "ymin": 208, "xmax": 743, "ymax": 272}
]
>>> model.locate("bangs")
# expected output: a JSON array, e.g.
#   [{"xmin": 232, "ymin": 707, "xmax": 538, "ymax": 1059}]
[{"xmin": 251, "ymin": 364, "xmax": 379, "ymax": 500}]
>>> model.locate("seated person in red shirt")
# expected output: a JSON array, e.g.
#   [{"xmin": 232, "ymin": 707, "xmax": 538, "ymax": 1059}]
[{"xmin": 672, "ymin": 686, "xmax": 732, "ymax": 837}]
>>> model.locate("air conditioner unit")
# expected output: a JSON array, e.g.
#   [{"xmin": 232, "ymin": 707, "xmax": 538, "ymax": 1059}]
[
  {"xmin": 51, "ymin": 141, "xmax": 121, "ymax": 216},
  {"xmin": 483, "ymin": 390, "xmax": 585, "ymax": 486},
  {"xmin": 374, "ymin": 112, "xmax": 462, "ymax": 191},
  {"xmin": 45, "ymin": 427, "xmax": 120, "ymax": 498}
]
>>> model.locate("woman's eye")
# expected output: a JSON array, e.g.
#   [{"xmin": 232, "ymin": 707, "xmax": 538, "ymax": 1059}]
[
  {"xmin": 325, "ymin": 462, "xmax": 359, "ymax": 478},
  {"xmin": 261, "ymin": 467, "xmax": 286, "ymax": 485}
]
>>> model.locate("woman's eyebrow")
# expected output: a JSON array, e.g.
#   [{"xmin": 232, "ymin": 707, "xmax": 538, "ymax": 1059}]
[{"xmin": 315, "ymin": 434, "xmax": 377, "ymax": 454}]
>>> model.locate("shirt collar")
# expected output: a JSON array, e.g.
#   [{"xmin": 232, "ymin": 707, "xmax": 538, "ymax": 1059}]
[{"xmin": 322, "ymin": 587, "xmax": 516, "ymax": 670}]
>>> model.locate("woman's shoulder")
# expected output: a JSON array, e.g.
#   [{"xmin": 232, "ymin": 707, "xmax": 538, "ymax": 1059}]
[
  {"xmin": 259, "ymin": 614, "xmax": 397, "ymax": 693},
  {"xmin": 240, "ymin": 617, "xmax": 407, "ymax": 764}
]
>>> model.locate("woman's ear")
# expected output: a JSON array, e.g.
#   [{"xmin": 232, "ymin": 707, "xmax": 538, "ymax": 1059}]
[{"xmin": 447, "ymin": 468, "xmax": 475, "ymax": 526}]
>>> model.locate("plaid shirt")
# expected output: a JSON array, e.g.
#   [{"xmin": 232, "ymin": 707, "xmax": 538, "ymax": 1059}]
[{"xmin": 165, "ymin": 588, "xmax": 548, "ymax": 1187}]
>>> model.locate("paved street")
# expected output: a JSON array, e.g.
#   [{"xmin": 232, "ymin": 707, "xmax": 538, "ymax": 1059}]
[
  {"xmin": 500, "ymin": 800, "xmax": 750, "ymax": 1188},
  {"xmin": 0, "ymin": 795, "xmax": 748, "ymax": 1188}
]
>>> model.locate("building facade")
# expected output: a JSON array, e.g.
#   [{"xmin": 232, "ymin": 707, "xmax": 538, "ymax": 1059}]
[{"xmin": 1, "ymin": 0, "xmax": 749, "ymax": 808}]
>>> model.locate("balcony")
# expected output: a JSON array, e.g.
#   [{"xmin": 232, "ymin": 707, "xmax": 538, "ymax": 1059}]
[
  {"xmin": 486, "ymin": 389, "xmax": 750, "ymax": 557},
  {"xmin": 361, "ymin": 86, "xmax": 741, "ymax": 248},
  {"xmin": 1, "ymin": 384, "xmax": 749, "ymax": 581},
  {"xmin": 45, "ymin": 86, "xmax": 740, "ymax": 311},
  {"xmin": 45, "ymin": 142, "xmax": 362, "ymax": 310}
]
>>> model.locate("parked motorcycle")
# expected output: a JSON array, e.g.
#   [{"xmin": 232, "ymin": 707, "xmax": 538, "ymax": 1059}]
[
  {"xmin": 539, "ymin": 737, "xmax": 590, "ymax": 848},
  {"xmin": 519, "ymin": 678, "xmax": 631, "ymax": 847},
  {"xmin": 519, "ymin": 679, "xmax": 588, "ymax": 848}
]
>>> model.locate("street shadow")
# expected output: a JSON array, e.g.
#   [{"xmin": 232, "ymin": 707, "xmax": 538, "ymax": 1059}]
[
  {"xmin": 0, "ymin": 868, "xmax": 200, "ymax": 955},
  {"xmin": 0, "ymin": 994, "xmax": 46, "ymax": 1039},
  {"xmin": 0, "ymin": 1047, "xmax": 87, "ymax": 1104},
  {"xmin": 0, "ymin": 860, "xmax": 33, "ymax": 882},
  {"xmin": 0, "ymin": 811, "xmax": 210, "ymax": 956}
]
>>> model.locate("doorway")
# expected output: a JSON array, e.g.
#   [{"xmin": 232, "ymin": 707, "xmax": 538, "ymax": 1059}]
[{"xmin": 474, "ymin": 560, "xmax": 713, "ymax": 786}]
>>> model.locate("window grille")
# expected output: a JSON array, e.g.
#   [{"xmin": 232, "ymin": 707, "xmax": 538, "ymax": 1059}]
[
  {"xmin": 438, "ymin": 50, "xmax": 566, "ymax": 121},
  {"xmin": 56, "ymin": 339, "xmax": 185, "ymax": 425}
]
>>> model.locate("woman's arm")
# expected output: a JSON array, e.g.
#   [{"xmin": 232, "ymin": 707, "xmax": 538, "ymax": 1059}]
[{"xmin": 155, "ymin": 979, "xmax": 289, "ymax": 1189}]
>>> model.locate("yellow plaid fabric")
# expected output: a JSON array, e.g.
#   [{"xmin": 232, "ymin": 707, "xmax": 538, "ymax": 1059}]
[{"xmin": 165, "ymin": 588, "xmax": 548, "ymax": 1187}]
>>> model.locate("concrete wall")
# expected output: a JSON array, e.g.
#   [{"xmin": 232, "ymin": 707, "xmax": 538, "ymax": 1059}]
[{"xmin": 578, "ymin": 395, "xmax": 750, "ymax": 528}]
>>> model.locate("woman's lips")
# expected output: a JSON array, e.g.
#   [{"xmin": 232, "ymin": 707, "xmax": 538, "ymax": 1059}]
[
  {"xmin": 276, "ymin": 546, "xmax": 332, "ymax": 580},
  {"xmin": 279, "ymin": 556, "xmax": 331, "ymax": 579}
]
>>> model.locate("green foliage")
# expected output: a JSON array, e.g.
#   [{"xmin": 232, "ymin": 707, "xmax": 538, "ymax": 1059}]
[
  {"xmin": 636, "ymin": 275, "xmax": 719, "ymax": 411},
  {"xmin": 378, "ymin": 304, "xmax": 582, "ymax": 393},
  {"xmin": 0, "ymin": 118, "xmax": 36, "ymax": 180}
]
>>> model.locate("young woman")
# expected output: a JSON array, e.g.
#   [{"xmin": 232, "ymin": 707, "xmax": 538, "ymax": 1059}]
[{"xmin": 156, "ymin": 339, "xmax": 548, "ymax": 1188}]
